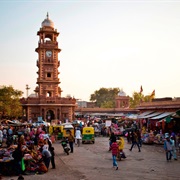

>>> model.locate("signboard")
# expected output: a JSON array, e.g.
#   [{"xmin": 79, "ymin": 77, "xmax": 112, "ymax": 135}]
[
  {"xmin": 38, "ymin": 116, "xmax": 43, "ymax": 122},
  {"xmin": 105, "ymin": 120, "xmax": 111, "ymax": 127}
]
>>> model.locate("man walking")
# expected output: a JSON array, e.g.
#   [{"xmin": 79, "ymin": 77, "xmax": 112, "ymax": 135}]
[
  {"xmin": 164, "ymin": 133, "xmax": 173, "ymax": 161},
  {"xmin": 75, "ymin": 127, "xmax": 82, "ymax": 147},
  {"xmin": 68, "ymin": 131, "xmax": 75, "ymax": 153},
  {"xmin": 129, "ymin": 131, "xmax": 141, "ymax": 152}
]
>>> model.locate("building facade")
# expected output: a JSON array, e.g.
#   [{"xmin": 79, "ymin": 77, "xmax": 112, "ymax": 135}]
[
  {"xmin": 115, "ymin": 90, "xmax": 129, "ymax": 108},
  {"xmin": 21, "ymin": 14, "xmax": 76, "ymax": 123}
]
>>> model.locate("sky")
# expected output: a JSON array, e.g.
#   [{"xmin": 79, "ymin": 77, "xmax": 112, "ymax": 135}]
[{"xmin": 0, "ymin": 0, "xmax": 180, "ymax": 101}]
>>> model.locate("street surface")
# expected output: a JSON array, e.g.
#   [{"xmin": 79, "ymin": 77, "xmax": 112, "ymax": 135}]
[{"xmin": 2, "ymin": 137, "xmax": 180, "ymax": 180}]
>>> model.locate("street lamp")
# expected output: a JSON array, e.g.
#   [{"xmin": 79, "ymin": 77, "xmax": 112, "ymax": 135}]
[{"xmin": 26, "ymin": 84, "xmax": 30, "ymax": 98}]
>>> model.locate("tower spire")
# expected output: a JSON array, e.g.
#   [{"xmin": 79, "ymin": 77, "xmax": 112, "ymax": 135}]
[{"xmin": 47, "ymin": 12, "xmax": 49, "ymax": 19}]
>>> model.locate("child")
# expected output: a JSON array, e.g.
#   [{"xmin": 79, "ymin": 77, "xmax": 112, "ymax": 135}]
[{"xmin": 110, "ymin": 140, "xmax": 119, "ymax": 170}]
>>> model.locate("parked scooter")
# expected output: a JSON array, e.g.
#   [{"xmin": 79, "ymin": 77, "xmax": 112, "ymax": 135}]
[
  {"xmin": 61, "ymin": 138, "xmax": 70, "ymax": 155},
  {"xmin": 117, "ymin": 150, "xmax": 126, "ymax": 161}
]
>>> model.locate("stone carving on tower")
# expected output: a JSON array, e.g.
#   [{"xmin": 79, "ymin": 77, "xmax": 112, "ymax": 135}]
[{"xmin": 21, "ymin": 13, "xmax": 76, "ymax": 122}]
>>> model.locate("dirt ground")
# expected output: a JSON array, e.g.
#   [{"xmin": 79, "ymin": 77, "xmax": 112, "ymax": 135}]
[{"xmin": 1, "ymin": 137, "xmax": 180, "ymax": 180}]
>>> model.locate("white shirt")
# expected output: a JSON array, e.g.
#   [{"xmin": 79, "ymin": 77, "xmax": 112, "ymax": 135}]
[
  {"xmin": 75, "ymin": 129, "xmax": 82, "ymax": 139},
  {"xmin": 43, "ymin": 144, "xmax": 49, "ymax": 150}
]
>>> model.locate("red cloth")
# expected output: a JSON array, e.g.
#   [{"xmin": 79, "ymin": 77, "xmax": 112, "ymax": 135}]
[
  {"xmin": 111, "ymin": 142, "xmax": 119, "ymax": 155},
  {"xmin": 162, "ymin": 120, "xmax": 165, "ymax": 130}
]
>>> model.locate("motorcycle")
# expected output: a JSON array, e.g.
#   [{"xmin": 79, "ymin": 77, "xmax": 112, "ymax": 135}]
[{"xmin": 61, "ymin": 138, "xmax": 70, "ymax": 155}]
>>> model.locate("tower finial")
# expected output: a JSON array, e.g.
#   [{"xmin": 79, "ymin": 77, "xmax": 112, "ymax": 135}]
[{"xmin": 47, "ymin": 12, "xmax": 49, "ymax": 19}]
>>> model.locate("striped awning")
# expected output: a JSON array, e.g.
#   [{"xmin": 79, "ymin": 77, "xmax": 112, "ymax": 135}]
[
  {"xmin": 138, "ymin": 112, "xmax": 163, "ymax": 119},
  {"xmin": 137, "ymin": 111, "xmax": 154, "ymax": 119},
  {"xmin": 150, "ymin": 112, "xmax": 175, "ymax": 120}
]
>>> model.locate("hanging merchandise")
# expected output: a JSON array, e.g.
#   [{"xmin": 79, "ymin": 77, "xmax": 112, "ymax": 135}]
[
  {"xmin": 165, "ymin": 116, "xmax": 171, "ymax": 123},
  {"xmin": 162, "ymin": 120, "xmax": 165, "ymax": 130}
]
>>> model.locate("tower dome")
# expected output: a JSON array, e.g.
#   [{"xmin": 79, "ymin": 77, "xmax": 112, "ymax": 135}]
[
  {"xmin": 41, "ymin": 13, "xmax": 54, "ymax": 28},
  {"xmin": 118, "ymin": 90, "xmax": 126, "ymax": 96}
]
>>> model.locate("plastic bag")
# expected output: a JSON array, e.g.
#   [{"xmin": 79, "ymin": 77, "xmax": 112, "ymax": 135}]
[{"xmin": 21, "ymin": 158, "xmax": 25, "ymax": 171}]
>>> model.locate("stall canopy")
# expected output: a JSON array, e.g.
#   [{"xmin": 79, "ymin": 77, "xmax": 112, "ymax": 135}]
[
  {"xmin": 137, "ymin": 111, "xmax": 154, "ymax": 119},
  {"xmin": 126, "ymin": 114, "xmax": 138, "ymax": 120},
  {"xmin": 89, "ymin": 113, "xmax": 125, "ymax": 117},
  {"xmin": 172, "ymin": 109, "xmax": 180, "ymax": 118},
  {"xmin": 138, "ymin": 112, "xmax": 163, "ymax": 119},
  {"xmin": 150, "ymin": 112, "xmax": 175, "ymax": 120}
]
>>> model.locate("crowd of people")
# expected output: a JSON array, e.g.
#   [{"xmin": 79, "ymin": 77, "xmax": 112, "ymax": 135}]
[
  {"xmin": 0, "ymin": 123, "xmax": 55, "ymax": 179},
  {"xmin": 106, "ymin": 120, "xmax": 180, "ymax": 170},
  {"xmin": 0, "ymin": 119, "xmax": 179, "ymax": 178}
]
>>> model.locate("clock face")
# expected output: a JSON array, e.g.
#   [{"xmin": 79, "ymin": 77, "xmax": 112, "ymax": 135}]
[{"xmin": 46, "ymin": 50, "xmax": 52, "ymax": 57}]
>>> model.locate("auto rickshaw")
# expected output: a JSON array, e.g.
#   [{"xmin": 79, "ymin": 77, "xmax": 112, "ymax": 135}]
[
  {"xmin": 82, "ymin": 127, "xmax": 95, "ymax": 144},
  {"xmin": 49, "ymin": 125, "xmax": 63, "ymax": 140},
  {"xmin": 62, "ymin": 123, "xmax": 74, "ymax": 138}
]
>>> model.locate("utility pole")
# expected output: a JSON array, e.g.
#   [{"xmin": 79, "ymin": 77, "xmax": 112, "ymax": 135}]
[{"xmin": 26, "ymin": 84, "xmax": 30, "ymax": 98}]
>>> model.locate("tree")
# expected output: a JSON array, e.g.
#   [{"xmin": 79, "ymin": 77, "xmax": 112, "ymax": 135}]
[
  {"xmin": 129, "ymin": 91, "xmax": 155, "ymax": 108},
  {"xmin": 129, "ymin": 92, "xmax": 143, "ymax": 108},
  {"xmin": 0, "ymin": 85, "xmax": 23, "ymax": 119},
  {"xmin": 90, "ymin": 87, "xmax": 120, "ymax": 108}
]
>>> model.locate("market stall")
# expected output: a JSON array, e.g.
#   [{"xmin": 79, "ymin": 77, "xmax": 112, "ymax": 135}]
[
  {"xmin": 0, "ymin": 142, "xmax": 49, "ymax": 176},
  {"xmin": 142, "ymin": 131, "xmax": 154, "ymax": 144},
  {"xmin": 0, "ymin": 121, "xmax": 52, "ymax": 177},
  {"xmin": 153, "ymin": 133, "xmax": 165, "ymax": 145}
]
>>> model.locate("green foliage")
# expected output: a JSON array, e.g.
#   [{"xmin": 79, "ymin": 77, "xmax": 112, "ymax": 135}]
[
  {"xmin": 129, "ymin": 92, "xmax": 142, "ymax": 108},
  {"xmin": 90, "ymin": 87, "xmax": 120, "ymax": 108},
  {"xmin": 90, "ymin": 87, "xmax": 154, "ymax": 108},
  {"xmin": 144, "ymin": 95, "xmax": 151, "ymax": 102},
  {"xmin": 129, "ymin": 92, "xmax": 153, "ymax": 108},
  {"xmin": 0, "ymin": 85, "xmax": 23, "ymax": 119}
]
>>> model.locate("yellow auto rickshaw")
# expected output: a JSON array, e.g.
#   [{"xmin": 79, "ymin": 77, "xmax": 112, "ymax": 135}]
[
  {"xmin": 82, "ymin": 127, "xmax": 95, "ymax": 144},
  {"xmin": 49, "ymin": 125, "xmax": 63, "ymax": 140},
  {"xmin": 62, "ymin": 123, "xmax": 74, "ymax": 138}
]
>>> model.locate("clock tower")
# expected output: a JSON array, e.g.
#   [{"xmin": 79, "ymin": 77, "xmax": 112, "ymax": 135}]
[
  {"xmin": 21, "ymin": 14, "xmax": 76, "ymax": 122},
  {"xmin": 35, "ymin": 13, "xmax": 62, "ymax": 98}
]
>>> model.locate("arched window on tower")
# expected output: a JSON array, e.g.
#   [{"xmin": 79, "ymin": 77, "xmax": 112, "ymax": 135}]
[
  {"xmin": 45, "ymin": 35, "xmax": 52, "ymax": 43},
  {"xmin": 47, "ymin": 91, "xmax": 52, "ymax": 97},
  {"xmin": 47, "ymin": 72, "xmax": 51, "ymax": 78}
]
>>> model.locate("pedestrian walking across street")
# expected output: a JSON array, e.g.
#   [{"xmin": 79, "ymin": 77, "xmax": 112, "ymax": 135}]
[
  {"xmin": 164, "ymin": 133, "xmax": 173, "ymax": 161},
  {"xmin": 129, "ymin": 131, "xmax": 141, "ymax": 152},
  {"xmin": 68, "ymin": 130, "xmax": 75, "ymax": 153},
  {"xmin": 75, "ymin": 127, "xmax": 82, "ymax": 147},
  {"xmin": 110, "ymin": 139, "xmax": 119, "ymax": 170}
]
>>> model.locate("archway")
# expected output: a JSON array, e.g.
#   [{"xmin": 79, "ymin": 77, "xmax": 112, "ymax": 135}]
[{"xmin": 46, "ymin": 110, "xmax": 55, "ymax": 122}]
